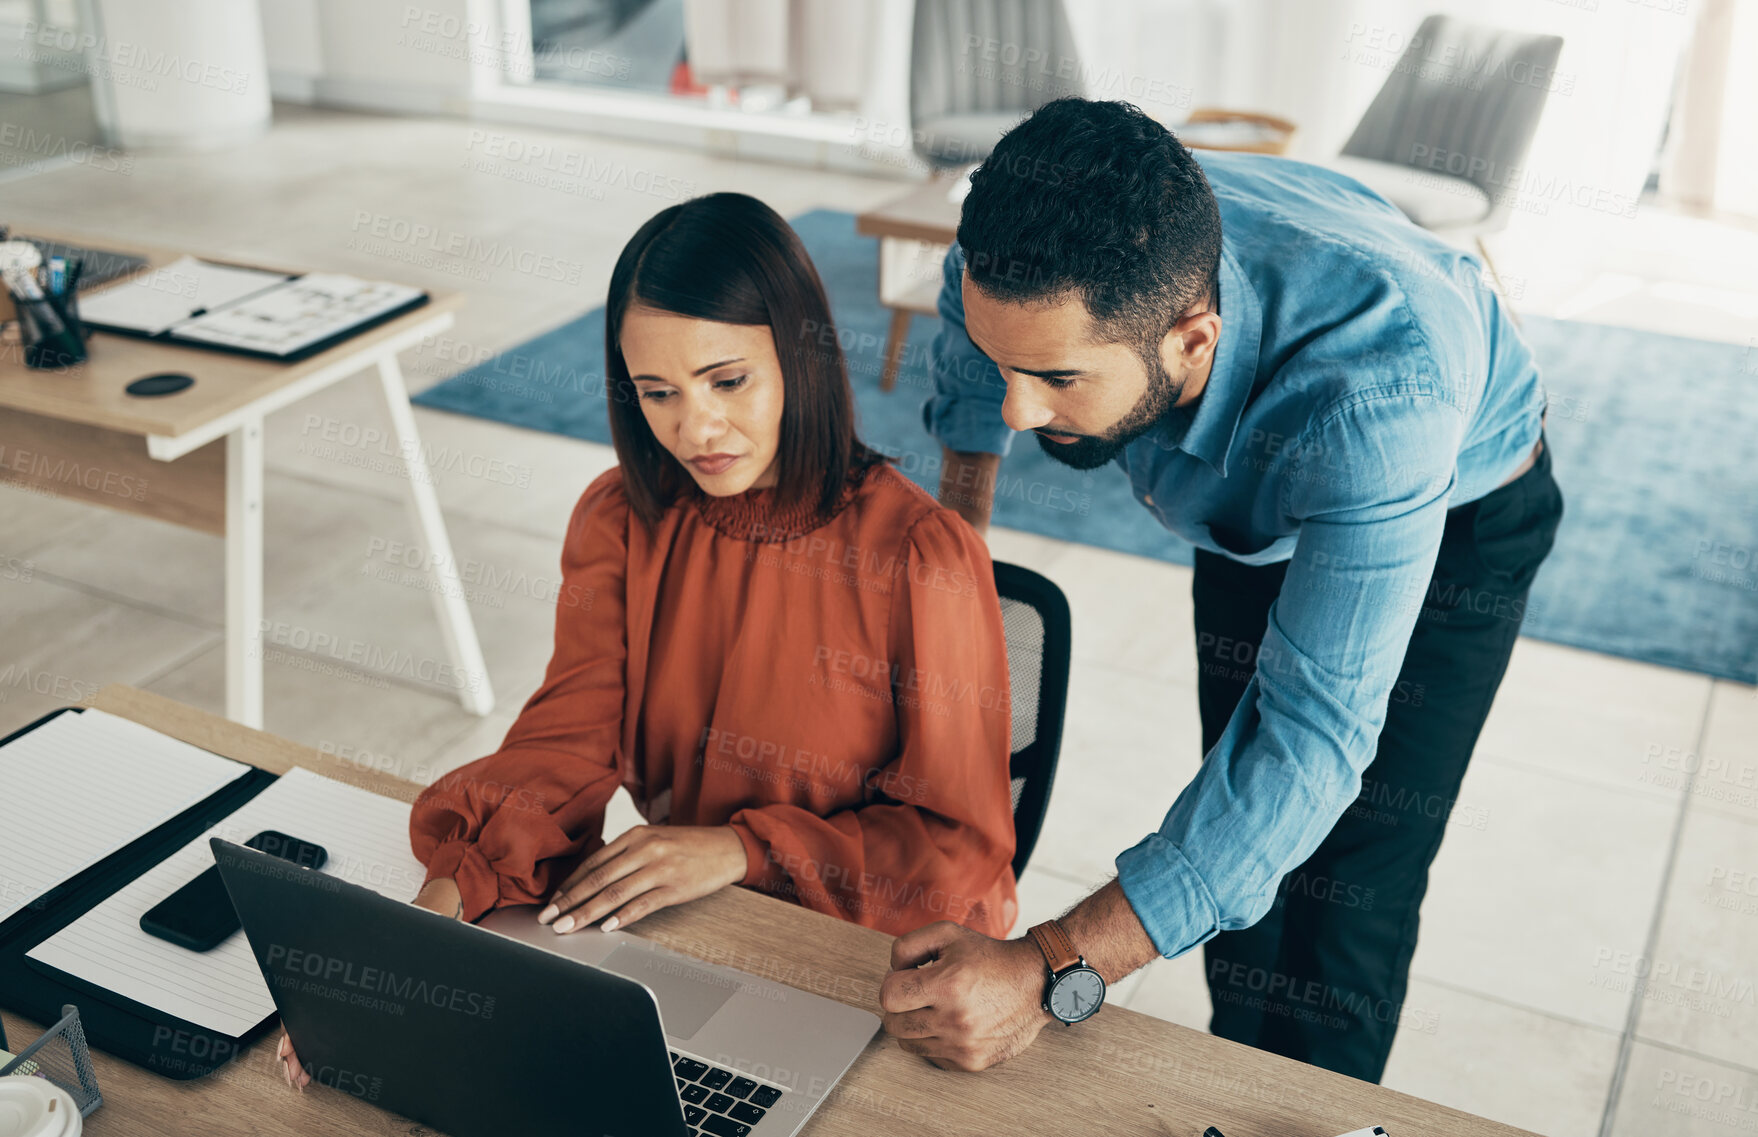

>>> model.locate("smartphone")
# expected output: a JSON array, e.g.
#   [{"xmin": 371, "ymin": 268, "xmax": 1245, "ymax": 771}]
[{"xmin": 140, "ymin": 830, "xmax": 328, "ymax": 952}]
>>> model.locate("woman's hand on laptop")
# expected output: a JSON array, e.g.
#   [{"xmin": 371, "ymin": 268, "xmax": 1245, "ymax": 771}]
[
  {"xmin": 538, "ymin": 825, "xmax": 746, "ymax": 934},
  {"xmin": 277, "ymin": 1032, "xmax": 310, "ymax": 1090},
  {"xmin": 412, "ymin": 877, "xmax": 465, "ymax": 919},
  {"xmin": 278, "ymin": 877, "xmax": 466, "ymax": 1089}
]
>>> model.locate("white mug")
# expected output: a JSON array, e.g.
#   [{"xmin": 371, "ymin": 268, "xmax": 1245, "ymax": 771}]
[{"xmin": 0, "ymin": 1077, "xmax": 83, "ymax": 1137}]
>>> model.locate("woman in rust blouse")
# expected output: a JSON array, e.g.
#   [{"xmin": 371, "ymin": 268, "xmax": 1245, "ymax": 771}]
[{"xmin": 407, "ymin": 192, "xmax": 1018, "ymax": 942}]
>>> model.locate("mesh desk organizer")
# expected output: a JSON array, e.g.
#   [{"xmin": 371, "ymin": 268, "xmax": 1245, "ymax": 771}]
[
  {"xmin": 0, "ymin": 1005, "xmax": 104, "ymax": 1117},
  {"xmin": 0, "ymin": 707, "xmax": 284, "ymax": 1081}
]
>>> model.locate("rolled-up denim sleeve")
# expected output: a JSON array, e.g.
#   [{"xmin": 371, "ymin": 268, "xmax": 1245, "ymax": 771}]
[
  {"xmin": 1116, "ymin": 390, "xmax": 1465, "ymax": 959},
  {"xmin": 921, "ymin": 242, "xmax": 1016, "ymax": 457}
]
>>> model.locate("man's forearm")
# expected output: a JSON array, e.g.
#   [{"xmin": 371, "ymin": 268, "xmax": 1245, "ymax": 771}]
[
  {"xmin": 938, "ymin": 447, "xmax": 1001, "ymax": 534},
  {"xmin": 1055, "ymin": 878, "xmax": 1162, "ymax": 985}
]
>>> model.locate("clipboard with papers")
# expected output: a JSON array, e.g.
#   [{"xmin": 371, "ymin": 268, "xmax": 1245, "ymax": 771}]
[
  {"xmin": 0, "ymin": 706, "xmax": 423, "ymax": 1080},
  {"xmin": 75, "ymin": 255, "xmax": 429, "ymax": 362}
]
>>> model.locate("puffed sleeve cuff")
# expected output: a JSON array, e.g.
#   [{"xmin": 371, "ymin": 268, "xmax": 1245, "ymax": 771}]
[
  {"xmin": 422, "ymin": 840, "xmax": 501, "ymax": 924},
  {"xmin": 726, "ymin": 818, "xmax": 791, "ymax": 894},
  {"xmin": 1115, "ymin": 832, "xmax": 1222, "ymax": 960},
  {"xmin": 921, "ymin": 390, "xmax": 1015, "ymax": 458}
]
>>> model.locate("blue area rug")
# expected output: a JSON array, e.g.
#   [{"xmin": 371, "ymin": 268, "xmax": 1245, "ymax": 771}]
[{"xmin": 414, "ymin": 210, "xmax": 1758, "ymax": 684}]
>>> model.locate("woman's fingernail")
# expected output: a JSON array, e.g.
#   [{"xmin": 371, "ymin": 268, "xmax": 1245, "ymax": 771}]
[
  {"xmin": 601, "ymin": 916, "xmax": 619, "ymax": 932},
  {"xmin": 553, "ymin": 915, "xmax": 574, "ymax": 933},
  {"xmin": 537, "ymin": 905, "xmax": 558, "ymax": 923}
]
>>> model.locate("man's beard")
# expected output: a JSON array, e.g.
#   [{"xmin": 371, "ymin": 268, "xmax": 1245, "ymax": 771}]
[{"xmin": 1033, "ymin": 353, "xmax": 1184, "ymax": 471}]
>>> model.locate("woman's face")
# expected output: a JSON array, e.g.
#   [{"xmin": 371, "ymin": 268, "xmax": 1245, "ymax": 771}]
[{"xmin": 619, "ymin": 305, "xmax": 784, "ymax": 495}]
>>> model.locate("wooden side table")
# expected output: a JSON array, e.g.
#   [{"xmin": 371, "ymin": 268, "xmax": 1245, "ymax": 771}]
[
  {"xmin": 1177, "ymin": 108, "xmax": 1299, "ymax": 155},
  {"xmin": 855, "ymin": 174, "xmax": 965, "ymax": 393}
]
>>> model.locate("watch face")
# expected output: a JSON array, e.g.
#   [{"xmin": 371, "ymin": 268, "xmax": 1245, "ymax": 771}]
[{"xmin": 1047, "ymin": 967, "xmax": 1105, "ymax": 1023}]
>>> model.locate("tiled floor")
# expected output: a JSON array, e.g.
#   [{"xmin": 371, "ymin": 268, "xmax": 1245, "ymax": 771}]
[{"xmin": 3, "ymin": 104, "xmax": 1755, "ymax": 1137}]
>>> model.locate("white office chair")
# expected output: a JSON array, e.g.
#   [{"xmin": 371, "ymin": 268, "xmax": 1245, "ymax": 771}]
[{"xmin": 1329, "ymin": 15, "xmax": 1566, "ymax": 315}]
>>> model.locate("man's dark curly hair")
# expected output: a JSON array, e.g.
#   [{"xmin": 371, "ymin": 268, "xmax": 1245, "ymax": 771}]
[{"xmin": 956, "ymin": 98, "xmax": 1223, "ymax": 358}]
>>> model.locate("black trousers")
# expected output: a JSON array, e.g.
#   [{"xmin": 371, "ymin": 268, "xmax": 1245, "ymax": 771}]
[{"xmin": 1193, "ymin": 437, "xmax": 1563, "ymax": 1083}]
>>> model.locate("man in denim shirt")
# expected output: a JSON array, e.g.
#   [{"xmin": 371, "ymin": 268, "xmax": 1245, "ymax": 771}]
[{"xmin": 878, "ymin": 98, "xmax": 1563, "ymax": 1081}]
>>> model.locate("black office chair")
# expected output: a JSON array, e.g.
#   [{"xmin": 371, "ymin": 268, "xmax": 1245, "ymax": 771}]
[{"xmin": 992, "ymin": 561, "xmax": 1070, "ymax": 878}]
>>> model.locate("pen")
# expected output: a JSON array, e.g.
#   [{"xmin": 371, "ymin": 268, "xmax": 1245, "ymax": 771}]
[{"xmin": 5, "ymin": 267, "xmax": 45, "ymax": 301}]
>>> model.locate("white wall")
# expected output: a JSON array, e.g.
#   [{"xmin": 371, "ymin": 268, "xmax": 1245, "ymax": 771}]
[
  {"xmin": 258, "ymin": 0, "xmax": 324, "ymax": 100},
  {"xmin": 1663, "ymin": 0, "xmax": 1758, "ymax": 217},
  {"xmin": 1713, "ymin": 2, "xmax": 1758, "ymax": 216},
  {"xmin": 1061, "ymin": 0, "xmax": 1227, "ymax": 128},
  {"xmin": 316, "ymin": 0, "xmax": 473, "ymax": 89},
  {"xmin": 1061, "ymin": 0, "xmax": 1392, "ymax": 158},
  {"xmin": 259, "ymin": 0, "xmax": 478, "ymax": 113}
]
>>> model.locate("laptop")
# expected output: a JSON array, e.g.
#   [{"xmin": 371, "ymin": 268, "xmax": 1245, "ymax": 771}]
[{"xmin": 212, "ymin": 839, "xmax": 879, "ymax": 1137}]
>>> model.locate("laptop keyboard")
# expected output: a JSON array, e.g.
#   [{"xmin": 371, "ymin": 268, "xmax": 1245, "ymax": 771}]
[{"xmin": 670, "ymin": 1049, "xmax": 785, "ymax": 1137}]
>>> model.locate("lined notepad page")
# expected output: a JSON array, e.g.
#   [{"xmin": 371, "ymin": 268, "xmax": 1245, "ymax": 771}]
[
  {"xmin": 0, "ymin": 709, "xmax": 251, "ymax": 925},
  {"xmin": 29, "ymin": 766, "xmax": 426, "ymax": 1036}
]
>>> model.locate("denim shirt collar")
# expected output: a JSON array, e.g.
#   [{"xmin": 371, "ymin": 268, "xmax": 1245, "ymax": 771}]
[{"xmin": 1148, "ymin": 241, "xmax": 1263, "ymax": 477}]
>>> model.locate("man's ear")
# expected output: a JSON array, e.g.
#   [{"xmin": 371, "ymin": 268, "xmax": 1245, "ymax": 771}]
[{"xmin": 1159, "ymin": 307, "xmax": 1222, "ymax": 376}]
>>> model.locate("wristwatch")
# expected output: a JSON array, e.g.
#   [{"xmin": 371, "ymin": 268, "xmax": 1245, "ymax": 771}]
[{"xmin": 1027, "ymin": 919, "xmax": 1106, "ymax": 1025}]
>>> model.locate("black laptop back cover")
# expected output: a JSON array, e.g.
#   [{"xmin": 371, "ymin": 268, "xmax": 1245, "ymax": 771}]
[{"xmin": 212, "ymin": 840, "xmax": 688, "ymax": 1137}]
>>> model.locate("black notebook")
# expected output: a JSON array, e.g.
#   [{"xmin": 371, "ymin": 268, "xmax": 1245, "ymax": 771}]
[{"xmin": 76, "ymin": 256, "xmax": 428, "ymax": 362}]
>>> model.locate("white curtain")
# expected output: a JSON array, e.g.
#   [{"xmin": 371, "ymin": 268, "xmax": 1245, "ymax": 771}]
[
  {"xmin": 1658, "ymin": 0, "xmax": 1758, "ymax": 218},
  {"xmin": 683, "ymin": 0, "xmax": 876, "ymax": 110}
]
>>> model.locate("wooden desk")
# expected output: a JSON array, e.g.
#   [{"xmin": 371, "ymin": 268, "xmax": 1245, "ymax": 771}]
[
  {"xmin": 0, "ymin": 685, "xmax": 1541, "ymax": 1137},
  {"xmin": 0, "ymin": 231, "xmax": 493, "ymax": 727}
]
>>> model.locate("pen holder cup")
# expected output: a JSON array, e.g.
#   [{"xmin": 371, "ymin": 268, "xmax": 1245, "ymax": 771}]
[
  {"xmin": 0, "ymin": 1004, "xmax": 105, "ymax": 1118},
  {"xmin": 14, "ymin": 289, "xmax": 89, "ymax": 370}
]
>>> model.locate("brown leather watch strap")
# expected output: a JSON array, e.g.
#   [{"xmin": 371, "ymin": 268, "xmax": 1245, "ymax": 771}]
[{"xmin": 1027, "ymin": 919, "xmax": 1081, "ymax": 974}]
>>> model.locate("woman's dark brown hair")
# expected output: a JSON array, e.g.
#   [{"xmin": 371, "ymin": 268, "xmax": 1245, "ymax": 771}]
[{"xmin": 604, "ymin": 191, "xmax": 877, "ymax": 527}]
